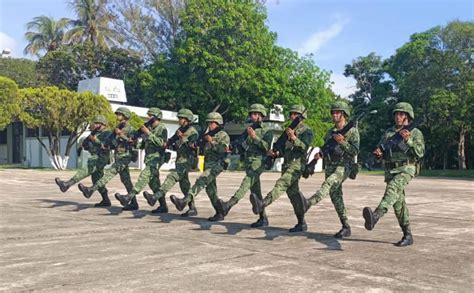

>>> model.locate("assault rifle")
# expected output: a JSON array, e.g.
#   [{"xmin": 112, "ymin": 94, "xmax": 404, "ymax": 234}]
[
  {"xmin": 377, "ymin": 116, "xmax": 423, "ymax": 158},
  {"xmin": 302, "ymin": 110, "xmax": 376, "ymax": 178},
  {"xmin": 229, "ymin": 121, "xmax": 262, "ymax": 154},
  {"xmin": 166, "ymin": 124, "xmax": 192, "ymax": 151},
  {"xmin": 130, "ymin": 116, "xmax": 158, "ymax": 141},
  {"xmin": 77, "ymin": 127, "xmax": 101, "ymax": 157},
  {"xmin": 194, "ymin": 126, "xmax": 224, "ymax": 155},
  {"xmin": 104, "ymin": 121, "xmax": 127, "ymax": 150},
  {"xmin": 264, "ymin": 114, "xmax": 304, "ymax": 170}
]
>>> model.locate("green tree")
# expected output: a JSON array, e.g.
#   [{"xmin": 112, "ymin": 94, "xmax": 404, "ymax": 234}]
[
  {"xmin": 66, "ymin": 0, "xmax": 118, "ymax": 48},
  {"xmin": 18, "ymin": 87, "xmax": 113, "ymax": 170},
  {"xmin": 0, "ymin": 58, "xmax": 43, "ymax": 88},
  {"xmin": 24, "ymin": 16, "xmax": 70, "ymax": 57},
  {"xmin": 0, "ymin": 77, "xmax": 21, "ymax": 130}
]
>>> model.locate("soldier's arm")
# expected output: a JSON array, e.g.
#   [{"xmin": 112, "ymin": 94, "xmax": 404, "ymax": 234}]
[
  {"xmin": 252, "ymin": 128, "xmax": 272, "ymax": 152},
  {"xmin": 180, "ymin": 128, "xmax": 199, "ymax": 145},
  {"xmin": 209, "ymin": 133, "xmax": 230, "ymax": 153},
  {"xmin": 339, "ymin": 128, "xmax": 360, "ymax": 156},
  {"xmin": 116, "ymin": 125, "xmax": 132, "ymax": 142},
  {"xmin": 406, "ymin": 128, "xmax": 425, "ymax": 159},
  {"xmin": 292, "ymin": 128, "xmax": 313, "ymax": 150},
  {"xmin": 147, "ymin": 126, "xmax": 168, "ymax": 148}
]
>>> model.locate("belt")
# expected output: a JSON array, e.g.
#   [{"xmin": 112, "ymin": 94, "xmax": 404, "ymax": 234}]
[{"xmin": 385, "ymin": 160, "xmax": 414, "ymax": 168}]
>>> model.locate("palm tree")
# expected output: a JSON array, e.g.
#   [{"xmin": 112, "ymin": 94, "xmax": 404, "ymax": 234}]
[
  {"xmin": 65, "ymin": 0, "xmax": 118, "ymax": 48},
  {"xmin": 24, "ymin": 16, "xmax": 70, "ymax": 56}
]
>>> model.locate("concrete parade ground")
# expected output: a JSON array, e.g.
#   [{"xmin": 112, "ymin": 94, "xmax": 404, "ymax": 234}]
[{"xmin": 0, "ymin": 168, "xmax": 473, "ymax": 291}]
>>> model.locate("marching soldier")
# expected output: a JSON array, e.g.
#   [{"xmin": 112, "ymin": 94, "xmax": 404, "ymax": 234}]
[
  {"xmin": 216, "ymin": 104, "xmax": 273, "ymax": 227},
  {"xmin": 143, "ymin": 108, "xmax": 199, "ymax": 216},
  {"xmin": 301, "ymin": 101, "xmax": 360, "ymax": 238},
  {"xmin": 78, "ymin": 107, "xmax": 136, "ymax": 209},
  {"xmin": 363, "ymin": 102, "xmax": 425, "ymax": 247},
  {"xmin": 115, "ymin": 108, "xmax": 168, "ymax": 211},
  {"xmin": 169, "ymin": 112, "xmax": 230, "ymax": 221},
  {"xmin": 54, "ymin": 115, "xmax": 112, "ymax": 207},
  {"xmin": 249, "ymin": 105, "xmax": 314, "ymax": 232}
]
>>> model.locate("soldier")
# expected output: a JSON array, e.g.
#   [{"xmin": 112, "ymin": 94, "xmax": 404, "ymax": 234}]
[
  {"xmin": 301, "ymin": 101, "xmax": 360, "ymax": 238},
  {"xmin": 169, "ymin": 112, "xmax": 230, "ymax": 221},
  {"xmin": 216, "ymin": 103, "xmax": 273, "ymax": 227},
  {"xmin": 249, "ymin": 105, "xmax": 314, "ymax": 232},
  {"xmin": 363, "ymin": 102, "xmax": 425, "ymax": 247},
  {"xmin": 78, "ymin": 107, "xmax": 136, "ymax": 210},
  {"xmin": 54, "ymin": 115, "xmax": 112, "ymax": 207},
  {"xmin": 143, "ymin": 108, "xmax": 199, "ymax": 216},
  {"xmin": 115, "ymin": 108, "xmax": 168, "ymax": 211}
]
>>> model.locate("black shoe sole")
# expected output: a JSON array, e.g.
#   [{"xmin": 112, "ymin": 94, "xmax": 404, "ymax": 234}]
[
  {"xmin": 250, "ymin": 221, "xmax": 269, "ymax": 228},
  {"xmin": 94, "ymin": 202, "xmax": 111, "ymax": 207},
  {"xmin": 170, "ymin": 195, "xmax": 185, "ymax": 211},
  {"xmin": 143, "ymin": 191, "xmax": 157, "ymax": 207},
  {"xmin": 363, "ymin": 207, "xmax": 374, "ymax": 231},
  {"xmin": 114, "ymin": 193, "xmax": 129, "ymax": 207},
  {"xmin": 216, "ymin": 200, "xmax": 227, "ymax": 216},
  {"xmin": 55, "ymin": 178, "xmax": 68, "ymax": 193},
  {"xmin": 151, "ymin": 208, "xmax": 168, "ymax": 214},
  {"xmin": 249, "ymin": 193, "xmax": 261, "ymax": 215},
  {"xmin": 78, "ymin": 183, "xmax": 92, "ymax": 199}
]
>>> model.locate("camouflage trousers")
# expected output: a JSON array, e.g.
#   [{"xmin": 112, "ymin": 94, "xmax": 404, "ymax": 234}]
[
  {"xmin": 91, "ymin": 154, "xmax": 133, "ymax": 194},
  {"xmin": 154, "ymin": 162, "xmax": 192, "ymax": 199},
  {"xmin": 230, "ymin": 157, "xmax": 265, "ymax": 202},
  {"xmin": 265, "ymin": 164, "xmax": 305, "ymax": 217},
  {"xmin": 377, "ymin": 172, "xmax": 412, "ymax": 227},
  {"xmin": 308, "ymin": 165, "xmax": 350, "ymax": 221},
  {"xmin": 184, "ymin": 162, "xmax": 224, "ymax": 210},
  {"xmin": 129, "ymin": 158, "xmax": 162, "ymax": 198},
  {"xmin": 71, "ymin": 158, "xmax": 108, "ymax": 196}
]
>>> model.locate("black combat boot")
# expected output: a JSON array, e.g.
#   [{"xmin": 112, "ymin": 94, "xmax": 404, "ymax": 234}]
[
  {"xmin": 363, "ymin": 207, "xmax": 382, "ymax": 231},
  {"xmin": 122, "ymin": 196, "xmax": 139, "ymax": 211},
  {"xmin": 395, "ymin": 225, "xmax": 413, "ymax": 247},
  {"xmin": 208, "ymin": 212, "xmax": 224, "ymax": 222},
  {"xmin": 170, "ymin": 194, "xmax": 190, "ymax": 211},
  {"xmin": 334, "ymin": 219, "xmax": 351, "ymax": 239},
  {"xmin": 250, "ymin": 193, "xmax": 271, "ymax": 215},
  {"xmin": 143, "ymin": 190, "xmax": 158, "ymax": 206},
  {"xmin": 181, "ymin": 201, "xmax": 198, "ymax": 217},
  {"xmin": 115, "ymin": 193, "xmax": 132, "ymax": 207},
  {"xmin": 94, "ymin": 192, "xmax": 111, "ymax": 207},
  {"xmin": 289, "ymin": 214, "xmax": 307, "ymax": 232},
  {"xmin": 55, "ymin": 178, "xmax": 75, "ymax": 193},
  {"xmin": 216, "ymin": 197, "xmax": 238, "ymax": 217},
  {"xmin": 250, "ymin": 211, "xmax": 268, "ymax": 228},
  {"xmin": 298, "ymin": 191, "xmax": 310, "ymax": 213},
  {"xmin": 151, "ymin": 197, "xmax": 169, "ymax": 214},
  {"xmin": 78, "ymin": 183, "xmax": 94, "ymax": 199}
]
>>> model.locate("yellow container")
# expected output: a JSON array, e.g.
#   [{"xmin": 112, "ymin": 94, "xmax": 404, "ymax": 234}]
[{"xmin": 198, "ymin": 155, "xmax": 205, "ymax": 172}]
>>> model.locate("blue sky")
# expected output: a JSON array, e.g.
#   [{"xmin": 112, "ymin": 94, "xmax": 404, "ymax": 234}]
[{"xmin": 1, "ymin": 0, "xmax": 472, "ymax": 96}]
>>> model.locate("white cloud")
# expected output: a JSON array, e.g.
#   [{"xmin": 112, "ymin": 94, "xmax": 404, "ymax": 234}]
[
  {"xmin": 330, "ymin": 73, "xmax": 356, "ymax": 98},
  {"xmin": 0, "ymin": 32, "xmax": 18, "ymax": 57},
  {"xmin": 298, "ymin": 16, "xmax": 349, "ymax": 55}
]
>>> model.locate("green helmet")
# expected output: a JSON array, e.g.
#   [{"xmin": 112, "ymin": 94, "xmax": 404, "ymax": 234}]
[
  {"xmin": 248, "ymin": 103, "xmax": 267, "ymax": 117},
  {"xmin": 392, "ymin": 102, "xmax": 414, "ymax": 120},
  {"xmin": 331, "ymin": 101, "xmax": 351, "ymax": 117},
  {"xmin": 206, "ymin": 112, "xmax": 224, "ymax": 125},
  {"xmin": 289, "ymin": 105, "xmax": 306, "ymax": 118},
  {"xmin": 93, "ymin": 115, "xmax": 107, "ymax": 125},
  {"xmin": 147, "ymin": 107, "xmax": 162, "ymax": 119},
  {"xmin": 177, "ymin": 108, "xmax": 194, "ymax": 121},
  {"xmin": 115, "ymin": 107, "xmax": 131, "ymax": 119}
]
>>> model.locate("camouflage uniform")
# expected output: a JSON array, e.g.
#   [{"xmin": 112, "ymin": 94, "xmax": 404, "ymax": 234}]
[
  {"xmin": 55, "ymin": 115, "xmax": 111, "ymax": 206},
  {"xmin": 216, "ymin": 104, "xmax": 273, "ymax": 227},
  {"xmin": 115, "ymin": 108, "xmax": 168, "ymax": 210},
  {"xmin": 363, "ymin": 102, "xmax": 425, "ymax": 247},
  {"xmin": 306, "ymin": 101, "xmax": 360, "ymax": 238},
  {"xmin": 143, "ymin": 109, "xmax": 199, "ymax": 215},
  {"xmin": 250, "ymin": 105, "xmax": 314, "ymax": 232},
  {"xmin": 78, "ymin": 107, "xmax": 135, "ymax": 202},
  {"xmin": 170, "ymin": 112, "xmax": 230, "ymax": 221}
]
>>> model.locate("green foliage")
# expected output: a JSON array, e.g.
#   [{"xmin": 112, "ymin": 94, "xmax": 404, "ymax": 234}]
[
  {"xmin": 128, "ymin": 111, "xmax": 146, "ymax": 130},
  {"xmin": 24, "ymin": 15, "xmax": 70, "ymax": 57},
  {"xmin": 0, "ymin": 58, "xmax": 43, "ymax": 88},
  {"xmin": 0, "ymin": 77, "xmax": 20, "ymax": 129}
]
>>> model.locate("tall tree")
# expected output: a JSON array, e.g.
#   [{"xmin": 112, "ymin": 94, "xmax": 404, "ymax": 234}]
[
  {"xmin": 66, "ymin": 0, "xmax": 118, "ymax": 48},
  {"xmin": 0, "ymin": 77, "xmax": 21, "ymax": 130},
  {"xmin": 23, "ymin": 16, "xmax": 70, "ymax": 57}
]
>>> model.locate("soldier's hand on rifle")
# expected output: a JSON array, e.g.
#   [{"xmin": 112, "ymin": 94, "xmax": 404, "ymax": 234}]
[
  {"xmin": 373, "ymin": 148, "xmax": 383, "ymax": 158},
  {"xmin": 141, "ymin": 126, "xmax": 150, "ymax": 135},
  {"xmin": 333, "ymin": 133, "xmax": 344, "ymax": 144},
  {"xmin": 247, "ymin": 127, "xmax": 257, "ymax": 139},
  {"xmin": 177, "ymin": 130, "xmax": 184, "ymax": 139},
  {"xmin": 204, "ymin": 135, "xmax": 213, "ymax": 143},
  {"xmin": 314, "ymin": 152, "xmax": 321, "ymax": 160},
  {"xmin": 286, "ymin": 128, "xmax": 297, "ymax": 141},
  {"xmin": 89, "ymin": 134, "xmax": 96, "ymax": 142},
  {"xmin": 400, "ymin": 129, "xmax": 411, "ymax": 142},
  {"xmin": 115, "ymin": 128, "xmax": 123, "ymax": 136},
  {"xmin": 267, "ymin": 150, "xmax": 277, "ymax": 157}
]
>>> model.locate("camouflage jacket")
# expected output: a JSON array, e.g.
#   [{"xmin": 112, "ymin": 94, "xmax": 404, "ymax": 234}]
[
  {"xmin": 111, "ymin": 122, "xmax": 135, "ymax": 156},
  {"xmin": 175, "ymin": 126, "xmax": 199, "ymax": 164},
  {"xmin": 203, "ymin": 130, "xmax": 230, "ymax": 167},
  {"xmin": 82, "ymin": 129, "xmax": 111, "ymax": 160},
  {"xmin": 282, "ymin": 122, "xmax": 314, "ymax": 172},
  {"xmin": 138, "ymin": 122, "xmax": 168, "ymax": 164},
  {"xmin": 243, "ymin": 123, "xmax": 273, "ymax": 158},
  {"xmin": 379, "ymin": 126, "xmax": 425, "ymax": 177},
  {"xmin": 323, "ymin": 125, "xmax": 360, "ymax": 168}
]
